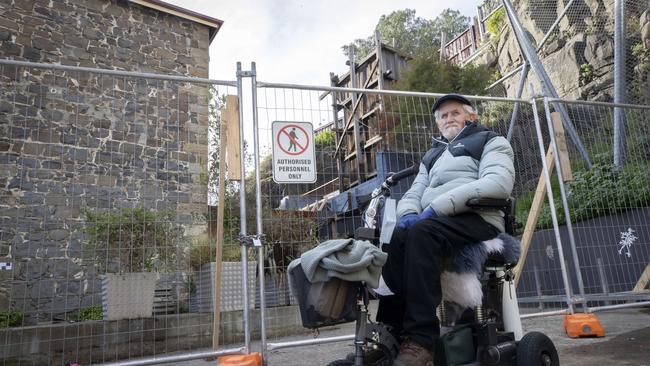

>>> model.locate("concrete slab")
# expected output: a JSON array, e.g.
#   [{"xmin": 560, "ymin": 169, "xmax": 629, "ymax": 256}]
[{"xmin": 174, "ymin": 304, "xmax": 650, "ymax": 366}]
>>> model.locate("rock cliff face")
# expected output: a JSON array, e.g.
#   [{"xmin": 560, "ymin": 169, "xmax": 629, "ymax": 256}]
[{"xmin": 484, "ymin": 0, "xmax": 650, "ymax": 103}]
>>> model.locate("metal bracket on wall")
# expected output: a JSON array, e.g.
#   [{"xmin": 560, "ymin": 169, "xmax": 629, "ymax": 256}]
[
  {"xmin": 237, "ymin": 70, "xmax": 256, "ymax": 78},
  {"xmin": 237, "ymin": 234, "xmax": 266, "ymax": 247}
]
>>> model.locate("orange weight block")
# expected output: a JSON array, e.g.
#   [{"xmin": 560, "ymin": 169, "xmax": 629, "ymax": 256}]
[
  {"xmin": 563, "ymin": 313, "xmax": 605, "ymax": 338},
  {"xmin": 217, "ymin": 352, "xmax": 263, "ymax": 366}
]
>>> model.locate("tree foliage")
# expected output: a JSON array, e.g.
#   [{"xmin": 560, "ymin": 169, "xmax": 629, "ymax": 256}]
[
  {"xmin": 394, "ymin": 49, "xmax": 494, "ymax": 95},
  {"xmin": 342, "ymin": 8, "xmax": 470, "ymax": 59}
]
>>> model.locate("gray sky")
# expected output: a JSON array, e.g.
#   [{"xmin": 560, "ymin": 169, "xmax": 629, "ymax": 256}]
[{"xmin": 167, "ymin": 0, "xmax": 477, "ymax": 85}]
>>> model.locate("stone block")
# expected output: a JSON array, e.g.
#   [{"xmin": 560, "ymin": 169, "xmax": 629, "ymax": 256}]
[
  {"xmin": 120, "ymin": 142, "xmax": 143, "ymax": 156},
  {"xmin": 11, "ymin": 242, "xmax": 39, "ymax": 258},
  {"xmin": 42, "ymin": 144, "xmax": 66, "ymax": 157},
  {"xmin": 95, "ymin": 151, "xmax": 117, "ymax": 164},
  {"xmin": 8, "ymin": 177, "xmax": 34, "ymax": 190},
  {"xmin": 82, "ymin": 27, "xmax": 103, "ymax": 41},
  {"xmin": 41, "ymin": 160, "xmax": 62, "ymax": 169},
  {"xmin": 31, "ymin": 280, "xmax": 56, "ymax": 299},
  {"xmin": 48, "ymin": 229, "xmax": 69, "ymax": 241},
  {"xmin": 0, "ymin": 153, "xmax": 18, "ymax": 165},
  {"xmin": 19, "ymin": 192, "xmax": 44, "ymax": 205},
  {"xmin": 33, "ymin": 36, "xmax": 60, "ymax": 53},
  {"xmin": 52, "ymin": 205, "xmax": 82, "ymax": 219},
  {"xmin": 0, "ymin": 42, "xmax": 21, "ymax": 56},
  {"xmin": 167, "ymin": 191, "xmax": 190, "ymax": 203},
  {"xmin": 22, "ymin": 46, "xmax": 42, "ymax": 61},
  {"xmin": 44, "ymin": 195, "xmax": 67, "ymax": 206},
  {"xmin": 117, "ymin": 37, "xmax": 134, "ymax": 49},
  {"xmin": 23, "ymin": 142, "xmax": 45, "ymax": 155},
  {"xmin": 70, "ymin": 148, "xmax": 88, "ymax": 162},
  {"xmin": 96, "ymin": 175, "xmax": 117, "ymax": 187}
]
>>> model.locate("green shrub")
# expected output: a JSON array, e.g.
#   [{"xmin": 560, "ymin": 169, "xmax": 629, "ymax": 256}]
[
  {"xmin": 188, "ymin": 233, "xmax": 244, "ymax": 271},
  {"xmin": 84, "ymin": 207, "xmax": 183, "ymax": 273},
  {"xmin": 315, "ymin": 129, "xmax": 336, "ymax": 147},
  {"xmin": 78, "ymin": 305, "xmax": 103, "ymax": 321},
  {"xmin": 579, "ymin": 63, "xmax": 595, "ymax": 86},
  {"xmin": 481, "ymin": 102, "xmax": 514, "ymax": 127},
  {"xmin": 486, "ymin": 7, "xmax": 506, "ymax": 36},
  {"xmin": 516, "ymin": 160, "xmax": 650, "ymax": 232},
  {"xmin": 0, "ymin": 309, "xmax": 23, "ymax": 328}
]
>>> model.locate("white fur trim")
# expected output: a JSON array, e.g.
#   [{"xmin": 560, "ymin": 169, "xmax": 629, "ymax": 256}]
[
  {"xmin": 482, "ymin": 238, "xmax": 505, "ymax": 254},
  {"xmin": 441, "ymin": 271, "xmax": 483, "ymax": 308},
  {"xmin": 374, "ymin": 275, "xmax": 395, "ymax": 296}
]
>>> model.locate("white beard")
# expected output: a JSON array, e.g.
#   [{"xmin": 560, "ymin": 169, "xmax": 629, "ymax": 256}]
[{"xmin": 441, "ymin": 125, "xmax": 462, "ymax": 140}]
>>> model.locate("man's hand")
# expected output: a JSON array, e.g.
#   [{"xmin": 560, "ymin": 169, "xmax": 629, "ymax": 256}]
[
  {"xmin": 397, "ymin": 213, "xmax": 419, "ymax": 230},
  {"xmin": 418, "ymin": 207, "xmax": 438, "ymax": 221}
]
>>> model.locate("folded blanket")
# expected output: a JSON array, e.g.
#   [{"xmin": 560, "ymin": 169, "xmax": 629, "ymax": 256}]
[{"xmin": 288, "ymin": 238, "xmax": 388, "ymax": 291}]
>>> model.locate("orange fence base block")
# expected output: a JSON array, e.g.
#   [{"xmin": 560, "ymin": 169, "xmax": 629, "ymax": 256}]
[
  {"xmin": 217, "ymin": 353, "xmax": 263, "ymax": 366},
  {"xmin": 563, "ymin": 313, "xmax": 605, "ymax": 338}
]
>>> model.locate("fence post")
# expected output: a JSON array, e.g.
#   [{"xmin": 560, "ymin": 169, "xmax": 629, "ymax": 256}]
[
  {"xmin": 542, "ymin": 98, "xmax": 587, "ymax": 307},
  {"xmin": 236, "ymin": 62, "xmax": 252, "ymax": 353},
  {"xmin": 506, "ymin": 62, "xmax": 529, "ymax": 141},
  {"xmin": 250, "ymin": 62, "xmax": 267, "ymax": 358},
  {"xmin": 596, "ymin": 258, "xmax": 611, "ymax": 306},
  {"xmin": 529, "ymin": 97, "xmax": 575, "ymax": 314},
  {"xmin": 613, "ymin": 0, "xmax": 627, "ymax": 167}
]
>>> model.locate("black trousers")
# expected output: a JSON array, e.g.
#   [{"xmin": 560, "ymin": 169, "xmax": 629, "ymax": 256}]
[{"xmin": 376, "ymin": 212, "xmax": 500, "ymax": 350}]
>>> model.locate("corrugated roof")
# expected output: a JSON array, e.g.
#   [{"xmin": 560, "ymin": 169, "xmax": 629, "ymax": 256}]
[{"xmin": 128, "ymin": 0, "xmax": 223, "ymax": 44}]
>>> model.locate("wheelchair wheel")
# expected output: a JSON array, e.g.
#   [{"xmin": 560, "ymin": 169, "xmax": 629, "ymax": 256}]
[{"xmin": 516, "ymin": 331, "xmax": 559, "ymax": 366}]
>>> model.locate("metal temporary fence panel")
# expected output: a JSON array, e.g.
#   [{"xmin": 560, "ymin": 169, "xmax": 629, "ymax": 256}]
[
  {"xmin": 0, "ymin": 62, "xmax": 244, "ymax": 365},
  {"xmin": 251, "ymin": 83, "xmax": 564, "ymax": 349},
  {"xmin": 541, "ymin": 99, "xmax": 650, "ymax": 304}
]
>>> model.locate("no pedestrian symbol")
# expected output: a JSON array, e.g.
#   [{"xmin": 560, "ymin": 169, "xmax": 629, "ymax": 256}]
[{"xmin": 272, "ymin": 121, "xmax": 316, "ymax": 184}]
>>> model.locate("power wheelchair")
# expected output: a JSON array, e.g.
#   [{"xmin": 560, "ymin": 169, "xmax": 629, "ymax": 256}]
[{"xmin": 291, "ymin": 165, "xmax": 559, "ymax": 366}]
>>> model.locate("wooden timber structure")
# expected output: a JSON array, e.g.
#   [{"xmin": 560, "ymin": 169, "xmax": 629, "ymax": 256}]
[{"xmin": 328, "ymin": 34, "xmax": 411, "ymax": 192}]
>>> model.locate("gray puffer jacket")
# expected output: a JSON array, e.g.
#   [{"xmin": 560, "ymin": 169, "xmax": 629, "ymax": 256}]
[{"xmin": 396, "ymin": 121, "xmax": 515, "ymax": 232}]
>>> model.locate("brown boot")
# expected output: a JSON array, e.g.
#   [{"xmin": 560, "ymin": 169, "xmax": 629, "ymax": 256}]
[{"xmin": 392, "ymin": 338, "xmax": 434, "ymax": 366}]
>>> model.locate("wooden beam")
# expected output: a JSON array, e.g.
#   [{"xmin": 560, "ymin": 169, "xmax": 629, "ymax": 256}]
[
  {"xmin": 212, "ymin": 104, "xmax": 228, "ymax": 350},
  {"xmin": 514, "ymin": 147, "xmax": 555, "ymax": 286},
  {"xmin": 334, "ymin": 62, "xmax": 379, "ymax": 155},
  {"xmin": 223, "ymin": 95, "xmax": 241, "ymax": 180},
  {"xmin": 550, "ymin": 111, "xmax": 572, "ymax": 182},
  {"xmin": 633, "ymin": 262, "xmax": 650, "ymax": 292}
]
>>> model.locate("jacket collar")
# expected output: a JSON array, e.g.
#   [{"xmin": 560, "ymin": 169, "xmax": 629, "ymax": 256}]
[{"xmin": 431, "ymin": 121, "xmax": 485, "ymax": 146}]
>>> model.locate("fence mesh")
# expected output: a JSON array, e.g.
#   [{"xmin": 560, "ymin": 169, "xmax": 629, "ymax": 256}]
[
  {"xmin": 499, "ymin": 0, "xmax": 650, "ymax": 105},
  {"xmin": 542, "ymin": 99, "xmax": 650, "ymax": 304},
  {"xmin": 253, "ymin": 86, "xmax": 572, "ymax": 344},
  {"xmin": 3, "ymin": 64, "xmax": 650, "ymax": 365}
]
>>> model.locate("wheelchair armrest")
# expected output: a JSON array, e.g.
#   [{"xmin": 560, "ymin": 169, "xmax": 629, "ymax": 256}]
[
  {"xmin": 466, "ymin": 198, "xmax": 511, "ymax": 211},
  {"xmin": 467, "ymin": 198, "xmax": 518, "ymax": 235}
]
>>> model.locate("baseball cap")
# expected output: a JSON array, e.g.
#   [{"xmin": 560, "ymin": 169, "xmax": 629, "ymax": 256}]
[{"xmin": 431, "ymin": 94, "xmax": 473, "ymax": 113}]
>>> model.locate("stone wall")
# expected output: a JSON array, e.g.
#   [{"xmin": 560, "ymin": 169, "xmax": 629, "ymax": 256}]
[{"xmin": 0, "ymin": 0, "xmax": 211, "ymax": 323}]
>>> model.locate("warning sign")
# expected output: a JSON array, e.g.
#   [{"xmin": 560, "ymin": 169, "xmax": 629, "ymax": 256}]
[{"xmin": 272, "ymin": 121, "xmax": 316, "ymax": 184}]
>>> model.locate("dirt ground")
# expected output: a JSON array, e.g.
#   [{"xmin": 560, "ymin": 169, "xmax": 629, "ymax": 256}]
[{"xmin": 175, "ymin": 305, "xmax": 650, "ymax": 366}]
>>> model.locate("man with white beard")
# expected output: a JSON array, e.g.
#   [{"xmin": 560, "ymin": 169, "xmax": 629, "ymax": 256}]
[{"xmin": 377, "ymin": 94, "xmax": 516, "ymax": 366}]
